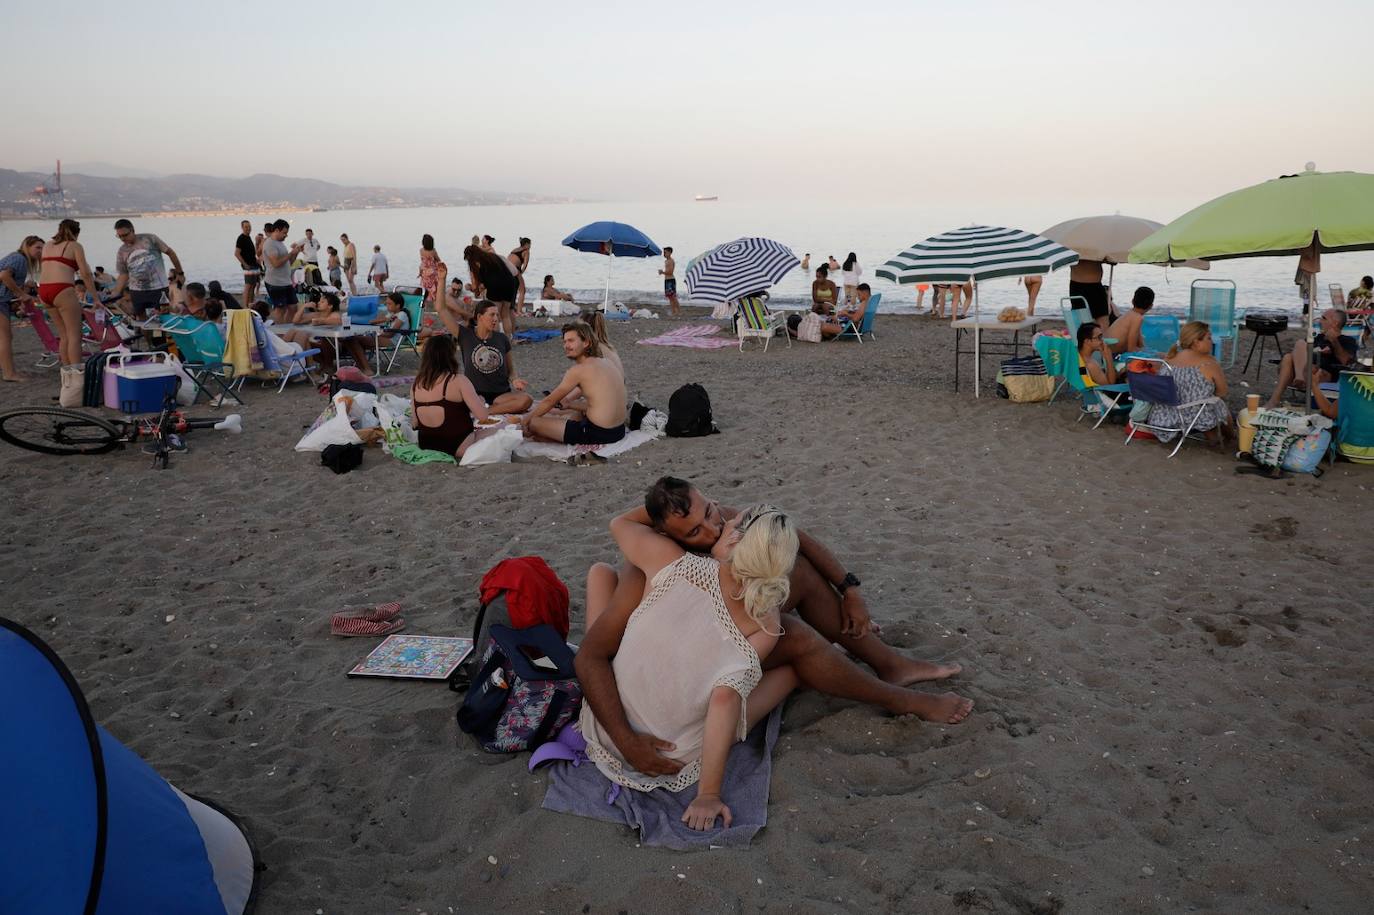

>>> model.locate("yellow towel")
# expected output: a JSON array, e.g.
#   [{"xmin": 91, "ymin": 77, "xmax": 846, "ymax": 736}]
[{"xmin": 224, "ymin": 310, "xmax": 264, "ymax": 377}]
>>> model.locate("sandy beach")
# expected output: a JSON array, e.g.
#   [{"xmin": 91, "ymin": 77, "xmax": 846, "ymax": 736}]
[{"xmin": 2, "ymin": 310, "xmax": 1371, "ymax": 914}]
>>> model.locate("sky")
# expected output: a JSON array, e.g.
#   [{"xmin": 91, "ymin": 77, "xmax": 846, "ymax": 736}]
[{"xmin": 8, "ymin": 0, "xmax": 1374, "ymax": 213}]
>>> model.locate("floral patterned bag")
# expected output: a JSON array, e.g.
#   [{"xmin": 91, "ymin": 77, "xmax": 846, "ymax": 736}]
[{"xmin": 456, "ymin": 623, "xmax": 582, "ymax": 753}]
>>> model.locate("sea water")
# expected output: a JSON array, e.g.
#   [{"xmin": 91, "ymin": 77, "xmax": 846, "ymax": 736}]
[{"xmin": 3, "ymin": 200, "xmax": 1368, "ymax": 319}]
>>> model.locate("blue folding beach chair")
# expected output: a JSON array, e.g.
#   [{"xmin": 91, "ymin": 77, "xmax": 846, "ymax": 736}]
[
  {"xmin": 1138, "ymin": 314, "xmax": 1181, "ymax": 355},
  {"xmin": 245, "ymin": 311, "xmax": 320, "ymax": 393},
  {"xmin": 383, "ymin": 296, "xmax": 425, "ymax": 372},
  {"xmin": 832, "ymin": 293, "xmax": 881, "ymax": 343},
  {"xmin": 1189, "ymin": 279, "xmax": 1238, "ymax": 365},
  {"xmin": 163, "ymin": 317, "xmax": 243, "ymax": 406},
  {"xmin": 1061, "ymin": 298, "xmax": 1116, "ymax": 347},
  {"xmin": 1124, "ymin": 360, "xmax": 1226, "ymax": 458},
  {"xmin": 1063, "ymin": 352, "xmax": 1130, "ymax": 429}
]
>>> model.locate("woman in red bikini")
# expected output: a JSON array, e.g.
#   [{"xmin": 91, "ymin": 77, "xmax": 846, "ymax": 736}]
[{"xmin": 40, "ymin": 219, "xmax": 101, "ymax": 406}]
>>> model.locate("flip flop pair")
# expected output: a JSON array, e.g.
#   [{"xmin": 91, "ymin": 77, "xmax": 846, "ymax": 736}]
[{"xmin": 330, "ymin": 602, "xmax": 404, "ymax": 637}]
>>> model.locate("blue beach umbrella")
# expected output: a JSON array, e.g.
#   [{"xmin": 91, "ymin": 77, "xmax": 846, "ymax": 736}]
[
  {"xmin": 561, "ymin": 221, "xmax": 663, "ymax": 309},
  {"xmin": 684, "ymin": 237, "xmax": 799, "ymax": 303}
]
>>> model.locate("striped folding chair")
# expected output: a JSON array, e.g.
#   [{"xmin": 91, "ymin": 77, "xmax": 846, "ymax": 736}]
[{"xmin": 734, "ymin": 296, "xmax": 789, "ymax": 352}]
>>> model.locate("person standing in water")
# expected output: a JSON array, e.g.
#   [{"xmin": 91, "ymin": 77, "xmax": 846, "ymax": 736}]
[
  {"xmin": 340, "ymin": 233, "xmax": 358, "ymax": 295},
  {"xmin": 658, "ymin": 247, "xmax": 680, "ymax": 316}
]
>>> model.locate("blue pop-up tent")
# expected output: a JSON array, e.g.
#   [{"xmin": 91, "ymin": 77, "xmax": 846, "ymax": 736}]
[{"xmin": 0, "ymin": 618, "xmax": 259, "ymax": 915}]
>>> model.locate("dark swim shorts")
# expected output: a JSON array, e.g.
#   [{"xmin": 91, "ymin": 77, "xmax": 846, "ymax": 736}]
[
  {"xmin": 664, "ymin": 277, "xmax": 677, "ymax": 297},
  {"xmin": 265, "ymin": 284, "xmax": 297, "ymax": 308},
  {"xmin": 1069, "ymin": 280, "xmax": 1110, "ymax": 319},
  {"xmin": 563, "ymin": 419, "xmax": 626, "ymax": 445}
]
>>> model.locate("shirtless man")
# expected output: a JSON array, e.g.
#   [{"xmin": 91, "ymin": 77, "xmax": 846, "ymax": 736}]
[
  {"xmin": 577, "ymin": 477, "xmax": 972, "ymax": 777},
  {"xmin": 658, "ymin": 247, "xmax": 680, "ymax": 316},
  {"xmin": 521, "ymin": 322, "xmax": 627, "ymax": 446},
  {"xmin": 1105, "ymin": 286, "xmax": 1154, "ymax": 354},
  {"xmin": 340, "ymin": 233, "xmax": 358, "ymax": 295},
  {"xmin": 1069, "ymin": 259, "xmax": 1110, "ymax": 329}
]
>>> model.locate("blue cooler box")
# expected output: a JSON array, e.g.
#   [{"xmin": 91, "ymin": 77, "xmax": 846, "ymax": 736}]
[{"xmin": 115, "ymin": 364, "xmax": 178, "ymax": 413}]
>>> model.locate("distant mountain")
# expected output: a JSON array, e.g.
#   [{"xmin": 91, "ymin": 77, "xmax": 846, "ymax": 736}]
[
  {"xmin": 57, "ymin": 162, "xmax": 166, "ymax": 180},
  {"xmin": 0, "ymin": 167, "xmax": 566, "ymax": 217}
]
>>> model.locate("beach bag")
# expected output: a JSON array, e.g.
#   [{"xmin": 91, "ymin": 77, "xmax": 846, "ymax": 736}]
[
  {"xmin": 320, "ymin": 442, "xmax": 363, "ymax": 474},
  {"xmin": 455, "ymin": 623, "xmax": 581, "ymax": 753},
  {"xmin": 1281, "ymin": 428, "xmax": 1331, "ymax": 474},
  {"xmin": 995, "ymin": 355, "xmax": 1053, "ymax": 403},
  {"xmin": 797, "ymin": 312, "xmax": 823, "ymax": 343},
  {"xmin": 665, "ymin": 383, "xmax": 719, "ymax": 437}
]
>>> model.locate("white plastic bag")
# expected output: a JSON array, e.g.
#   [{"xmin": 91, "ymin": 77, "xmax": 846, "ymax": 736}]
[
  {"xmin": 165, "ymin": 355, "xmax": 199, "ymax": 406},
  {"xmin": 295, "ymin": 394, "xmax": 363, "ymax": 451},
  {"xmin": 459, "ymin": 426, "xmax": 523, "ymax": 466},
  {"xmin": 345, "ymin": 391, "xmax": 380, "ymax": 430},
  {"xmin": 375, "ymin": 394, "xmax": 417, "ymax": 454}
]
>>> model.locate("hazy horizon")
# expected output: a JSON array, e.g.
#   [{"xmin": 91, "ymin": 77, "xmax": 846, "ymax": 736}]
[{"xmin": 10, "ymin": 0, "xmax": 1374, "ymax": 216}]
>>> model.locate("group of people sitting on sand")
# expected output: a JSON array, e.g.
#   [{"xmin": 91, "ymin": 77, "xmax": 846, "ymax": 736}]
[
  {"xmin": 409, "ymin": 263, "xmax": 629, "ymax": 458},
  {"xmin": 803, "ymin": 266, "xmax": 874, "ymax": 338},
  {"xmin": 574, "ymin": 475, "xmax": 972, "ymax": 830},
  {"xmin": 1073, "ymin": 283, "xmax": 1370, "ymax": 448}
]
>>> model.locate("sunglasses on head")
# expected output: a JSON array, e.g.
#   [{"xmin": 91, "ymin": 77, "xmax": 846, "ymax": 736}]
[{"xmin": 739, "ymin": 508, "xmax": 786, "ymax": 534}]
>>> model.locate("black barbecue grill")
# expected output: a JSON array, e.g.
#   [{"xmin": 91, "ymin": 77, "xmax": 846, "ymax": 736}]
[{"xmin": 1243, "ymin": 312, "xmax": 1288, "ymax": 376}]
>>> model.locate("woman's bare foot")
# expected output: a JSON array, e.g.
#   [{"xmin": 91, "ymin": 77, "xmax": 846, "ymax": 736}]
[
  {"xmin": 879, "ymin": 656, "xmax": 962, "ymax": 687},
  {"xmin": 900, "ymin": 690, "xmax": 974, "ymax": 724},
  {"xmin": 2, "ymin": 374, "xmax": 29, "ymax": 383}
]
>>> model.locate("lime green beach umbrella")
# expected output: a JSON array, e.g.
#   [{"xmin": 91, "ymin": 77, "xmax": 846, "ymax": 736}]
[{"xmin": 1128, "ymin": 167, "xmax": 1374, "ymax": 264}]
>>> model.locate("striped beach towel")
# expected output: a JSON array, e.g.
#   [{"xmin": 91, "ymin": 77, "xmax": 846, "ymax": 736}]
[{"xmin": 636, "ymin": 324, "xmax": 736, "ymax": 349}]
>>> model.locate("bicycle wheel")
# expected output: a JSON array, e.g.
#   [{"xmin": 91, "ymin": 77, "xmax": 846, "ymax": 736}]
[{"xmin": 0, "ymin": 407, "xmax": 123, "ymax": 456}]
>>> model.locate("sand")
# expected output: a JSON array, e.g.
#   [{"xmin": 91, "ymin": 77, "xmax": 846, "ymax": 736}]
[{"xmin": 1, "ymin": 310, "xmax": 1371, "ymax": 914}]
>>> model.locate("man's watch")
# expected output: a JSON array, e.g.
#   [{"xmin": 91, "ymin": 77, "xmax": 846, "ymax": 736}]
[{"xmin": 836, "ymin": 572, "xmax": 861, "ymax": 594}]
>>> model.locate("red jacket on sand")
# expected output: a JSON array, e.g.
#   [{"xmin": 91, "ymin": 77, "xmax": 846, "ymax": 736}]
[{"xmin": 479, "ymin": 557, "xmax": 570, "ymax": 639}]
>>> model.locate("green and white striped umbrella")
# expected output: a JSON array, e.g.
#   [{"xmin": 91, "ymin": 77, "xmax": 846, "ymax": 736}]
[{"xmin": 876, "ymin": 225, "xmax": 1079, "ymax": 284}]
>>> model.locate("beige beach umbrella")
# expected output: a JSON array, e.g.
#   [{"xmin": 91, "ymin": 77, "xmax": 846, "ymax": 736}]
[{"xmin": 1042, "ymin": 214, "xmax": 1209, "ymax": 283}]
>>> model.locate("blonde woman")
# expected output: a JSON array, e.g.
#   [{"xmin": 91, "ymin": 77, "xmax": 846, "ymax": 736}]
[
  {"xmin": 39, "ymin": 220, "xmax": 100, "ymax": 405},
  {"xmin": 579, "ymin": 504, "xmax": 801, "ymax": 831},
  {"xmin": 1148, "ymin": 321, "xmax": 1234, "ymax": 446},
  {"xmin": 0, "ymin": 235, "xmax": 44, "ymax": 381}
]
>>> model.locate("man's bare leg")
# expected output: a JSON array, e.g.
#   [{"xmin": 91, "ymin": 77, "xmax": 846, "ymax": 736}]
[
  {"xmin": 788, "ymin": 555, "xmax": 960, "ymax": 686},
  {"xmin": 525, "ymin": 413, "xmax": 567, "ymax": 442},
  {"xmin": 490, "ymin": 391, "xmax": 533, "ymax": 414},
  {"xmin": 1267, "ymin": 340, "xmax": 1308, "ymax": 407},
  {"xmin": 608, "ymin": 561, "xmax": 970, "ymax": 724},
  {"xmin": 766, "ymin": 620, "xmax": 972, "ymax": 724}
]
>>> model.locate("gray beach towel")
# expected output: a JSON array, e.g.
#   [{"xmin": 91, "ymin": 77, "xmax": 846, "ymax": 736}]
[{"xmin": 541, "ymin": 708, "xmax": 781, "ymax": 850}]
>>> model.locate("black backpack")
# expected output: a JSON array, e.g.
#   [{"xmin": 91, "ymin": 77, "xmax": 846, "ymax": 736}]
[{"xmin": 665, "ymin": 383, "xmax": 719, "ymax": 437}]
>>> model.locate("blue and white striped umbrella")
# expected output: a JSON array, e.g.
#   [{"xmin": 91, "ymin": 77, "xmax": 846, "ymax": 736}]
[
  {"xmin": 875, "ymin": 225, "xmax": 1078, "ymax": 285},
  {"xmin": 684, "ymin": 237, "xmax": 799, "ymax": 303}
]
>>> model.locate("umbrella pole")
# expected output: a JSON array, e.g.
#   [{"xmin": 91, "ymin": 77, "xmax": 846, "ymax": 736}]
[
  {"xmin": 604, "ymin": 255, "xmax": 612, "ymax": 312},
  {"xmin": 1307, "ymin": 270, "xmax": 1318, "ymax": 413},
  {"xmin": 973, "ymin": 281, "xmax": 981, "ymax": 398}
]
